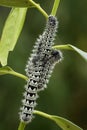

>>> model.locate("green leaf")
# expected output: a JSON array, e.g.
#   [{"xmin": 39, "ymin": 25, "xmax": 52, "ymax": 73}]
[
  {"xmin": 0, "ymin": 66, "xmax": 28, "ymax": 80},
  {"xmin": 53, "ymin": 44, "xmax": 87, "ymax": 62},
  {"xmin": 51, "ymin": 116, "xmax": 83, "ymax": 130},
  {"xmin": 34, "ymin": 110, "xmax": 83, "ymax": 130},
  {"xmin": 68, "ymin": 44, "xmax": 87, "ymax": 61},
  {"xmin": 0, "ymin": 8, "xmax": 27, "ymax": 66},
  {"xmin": 0, "ymin": 0, "xmax": 32, "ymax": 7},
  {"xmin": 0, "ymin": 0, "xmax": 48, "ymax": 18}
]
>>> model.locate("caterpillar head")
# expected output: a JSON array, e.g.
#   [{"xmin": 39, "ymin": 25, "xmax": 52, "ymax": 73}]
[{"xmin": 48, "ymin": 15, "xmax": 58, "ymax": 27}]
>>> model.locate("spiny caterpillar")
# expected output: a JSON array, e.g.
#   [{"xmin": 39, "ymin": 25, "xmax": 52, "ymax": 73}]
[{"xmin": 19, "ymin": 15, "xmax": 63, "ymax": 123}]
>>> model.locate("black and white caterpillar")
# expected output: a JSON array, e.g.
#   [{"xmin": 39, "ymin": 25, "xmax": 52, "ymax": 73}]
[{"xmin": 19, "ymin": 15, "xmax": 63, "ymax": 123}]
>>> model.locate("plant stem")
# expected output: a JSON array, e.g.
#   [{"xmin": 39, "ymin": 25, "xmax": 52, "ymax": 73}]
[
  {"xmin": 9, "ymin": 71, "xmax": 28, "ymax": 80},
  {"xmin": 28, "ymin": 0, "xmax": 48, "ymax": 18},
  {"xmin": 53, "ymin": 45, "xmax": 73, "ymax": 50},
  {"xmin": 18, "ymin": 122, "xmax": 26, "ymax": 130},
  {"xmin": 51, "ymin": 0, "xmax": 61, "ymax": 16},
  {"xmin": 34, "ymin": 110, "xmax": 52, "ymax": 120}
]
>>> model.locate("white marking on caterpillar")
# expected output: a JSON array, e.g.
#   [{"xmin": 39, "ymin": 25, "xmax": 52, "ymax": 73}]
[{"xmin": 19, "ymin": 15, "xmax": 63, "ymax": 123}]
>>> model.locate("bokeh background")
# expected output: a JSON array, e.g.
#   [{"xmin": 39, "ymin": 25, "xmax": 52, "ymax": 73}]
[{"xmin": 0, "ymin": 0, "xmax": 87, "ymax": 130}]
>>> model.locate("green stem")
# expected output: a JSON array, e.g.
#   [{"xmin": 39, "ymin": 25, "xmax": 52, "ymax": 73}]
[
  {"xmin": 51, "ymin": 0, "xmax": 61, "ymax": 16},
  {"xmin": 18, "ymin": 122, "xmax": 26, "ymax": 130},
  {"xmin": 34, "ymin": 110, "xmax": 52, "ymax": 120},
  {"xmin": 9, "ymin": 71, "xmax": 28, "ymax": 80},
  {"xmin": 52, "ymin": 45, "xmax": 73, "ymax": 50},
  {"xmin": 28, "ymin": 0, "xmax": 48, "ymax": 18}
]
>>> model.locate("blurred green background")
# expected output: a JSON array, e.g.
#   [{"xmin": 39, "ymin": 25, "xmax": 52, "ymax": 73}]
[{"xmin": 0, "ymin": 0, "xmax": 87, "ymax": 130}]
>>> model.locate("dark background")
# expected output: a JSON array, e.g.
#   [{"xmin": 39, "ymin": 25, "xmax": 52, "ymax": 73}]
[{"xmin": 0, "ymin": 0, "xmax": 87, "ymax": 130}]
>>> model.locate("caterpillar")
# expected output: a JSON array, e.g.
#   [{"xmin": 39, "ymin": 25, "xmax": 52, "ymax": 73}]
[{"xmin": 19, "ymin": 15, "xmax": 63, "ymax": 123}]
